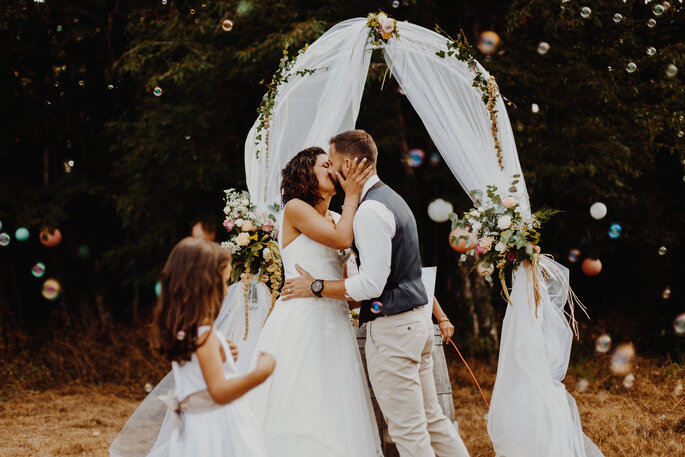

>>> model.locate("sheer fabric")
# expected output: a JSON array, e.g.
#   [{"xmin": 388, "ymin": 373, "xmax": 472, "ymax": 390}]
[{"xmin": 243, "ymin": 17, "xmax": 602, "ymax": 457}]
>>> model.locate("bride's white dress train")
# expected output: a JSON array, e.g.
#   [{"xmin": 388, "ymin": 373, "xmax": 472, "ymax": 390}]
[{"xmin": 246, "ymin": 218, "xmax": 382, "ymax": 457}]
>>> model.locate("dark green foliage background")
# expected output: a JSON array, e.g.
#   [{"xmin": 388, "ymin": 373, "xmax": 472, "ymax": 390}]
[{"xmin": 0, "ymin": 0, "xmax": 683, "ymax": 356}]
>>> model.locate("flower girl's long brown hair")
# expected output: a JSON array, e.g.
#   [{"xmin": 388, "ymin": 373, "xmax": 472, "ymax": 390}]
[{"xmin": 153, "ymin": 237, "xmax": 231, "ymax": 363}]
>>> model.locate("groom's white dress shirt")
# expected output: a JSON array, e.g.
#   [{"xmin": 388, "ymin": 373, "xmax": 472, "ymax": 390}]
[{"xmin": 344, "ymin": 174, "xmax": 396, "ymax": 302}]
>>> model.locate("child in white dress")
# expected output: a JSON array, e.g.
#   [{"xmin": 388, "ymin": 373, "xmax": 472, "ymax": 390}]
[{"xmin": 153, "ymin": 237, "xmax": 275, "ymax": 457}]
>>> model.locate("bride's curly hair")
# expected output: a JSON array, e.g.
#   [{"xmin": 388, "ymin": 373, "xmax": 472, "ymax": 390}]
[
  {"xmin": 281, "ymin": 146, "xmax": 326, "ymax": 207},
  {"xmin": 153, "ymin": 237, "xmax": 231, "ymax": 363}
]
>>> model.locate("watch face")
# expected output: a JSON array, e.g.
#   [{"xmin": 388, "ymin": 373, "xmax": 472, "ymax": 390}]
[{"xmin": 312, "ymin": 280, "xmax": 323, "ymax": 293}]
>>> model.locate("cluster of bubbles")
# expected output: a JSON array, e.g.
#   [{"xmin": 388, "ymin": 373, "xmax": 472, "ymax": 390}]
[
  {"xmin": 608, "ymin": 223, "xmax": 622, "ymax": 239},
  {"xmin": 42, "ymin": 278, "xmax": 61, "ymax": 300},
  {"xmin": 371, "ymin": 301, "xmax": 383, "ymax": 314},
  {"xmin": 407, "ymin": 148, "xmax": 425, "ymax": 167},
  {"xmin": 427, "ymin": 198, "xmax": 454, "ymax": 223}
]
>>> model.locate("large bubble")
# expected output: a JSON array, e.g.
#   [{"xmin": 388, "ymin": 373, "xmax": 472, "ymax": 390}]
[
  {"xmin": 610, "ymin": 343, "xmax": 636, "ymax": 376},
  {"xmin": 595, "ymin": 334, "xmax": 611, "ymax": 353},
  {"xmin": 42, "ymin": 278, "xmax": 61, "ymax": 300}
]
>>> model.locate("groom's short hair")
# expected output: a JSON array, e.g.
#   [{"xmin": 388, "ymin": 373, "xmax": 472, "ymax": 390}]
[{"xmin": 329, "ymin": 130, "xmax": 377, "ymax": 165}]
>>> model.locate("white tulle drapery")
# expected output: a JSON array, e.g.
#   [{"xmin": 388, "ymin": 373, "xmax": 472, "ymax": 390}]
[{"xmin": 243, "ymin": 17, "xmax": 601, "ymax": 457}]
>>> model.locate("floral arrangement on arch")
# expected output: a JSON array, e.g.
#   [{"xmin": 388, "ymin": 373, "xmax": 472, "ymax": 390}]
[
  {"xmin": 222, "ymin": 189, "xmax": 283, "ymax": 337},
  {"xmin": 367, "ymin": 11, "xmax": 399, "ymax": 44},
  {"xmin": 449, "ymin": 179, "xmax": 560, "ymax": 302}
]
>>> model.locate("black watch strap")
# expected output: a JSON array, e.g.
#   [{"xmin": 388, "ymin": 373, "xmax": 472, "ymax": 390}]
[{"xmin": 311, "ymin": 279, "xmax": 324, "ymax": 297}]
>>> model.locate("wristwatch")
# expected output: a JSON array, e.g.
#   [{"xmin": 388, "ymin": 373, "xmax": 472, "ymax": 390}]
[{"xmin": 311, "ymin": 279, "xmax": 324, "ymax": 297}]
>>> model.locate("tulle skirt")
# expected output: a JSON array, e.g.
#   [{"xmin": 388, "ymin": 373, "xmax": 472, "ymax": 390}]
[{"xmin": 247, "ymin": 296, "xmax": 383, "ymax": 457}]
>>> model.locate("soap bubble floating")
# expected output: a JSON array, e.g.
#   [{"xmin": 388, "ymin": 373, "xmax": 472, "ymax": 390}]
[
  {"xmin": 580, "ymin": 6, "xmax": 592, "ymax": 18},
  {"xmin": 371, "ymin": 301, "xmax": 383, "ymax": 314},
  {"xmin": 595, "ymin": 334, "xmax": 612, "ymax": 353},
  {"xmin": 222, "ymin": 19, "xmax": 234, "ymax": 32},
  {"xmin": 31, "ymin": 262, "xmax": 46, "ymax": 278}
]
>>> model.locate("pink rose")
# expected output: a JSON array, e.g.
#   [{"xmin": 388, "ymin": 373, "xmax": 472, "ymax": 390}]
[
  {"xmin": 381, "ymin": 18, "xmax": 394, "ymax": 34},
  {"xmin": 506, "ymin": 250, "xmax": 517, "ymax": 262},
  {"xmin": 223, "ymin": 218, "xmax": 235, "ymax": 231},
  {"xmin": 502, "ymin": 197, "xmax": 517, "ymax": 208},
  {"xmin": 475, "ymin": 245, "xmax": 486, "ymax": 255},
  {"xmin": 261, "ymin": 220, "xmax": 274, "ymax": 233},
  {"xmin": 236, "ymin": 232, "xmax": 250, "ymax": 246}
]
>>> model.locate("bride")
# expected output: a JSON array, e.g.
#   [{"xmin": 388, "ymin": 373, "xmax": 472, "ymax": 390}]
[{"xmin": 246, "ymin": 146, "xmax": 382, "ymax": 457}]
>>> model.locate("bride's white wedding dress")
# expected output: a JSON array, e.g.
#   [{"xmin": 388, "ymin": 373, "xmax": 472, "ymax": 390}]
[{"xmin": 246, "ymin": 213, "xmax": 382, "ymax": 457}]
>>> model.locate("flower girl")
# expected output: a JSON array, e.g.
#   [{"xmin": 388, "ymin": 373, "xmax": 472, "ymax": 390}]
[{"xmin": 152, "ymin": 237, "xmax": 275, "ymax": 457}]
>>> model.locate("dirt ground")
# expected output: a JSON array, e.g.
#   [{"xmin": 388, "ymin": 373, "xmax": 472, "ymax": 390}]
[{"xmin": 1, "ymin": 357, "xmax": 683, "ymax": 457}]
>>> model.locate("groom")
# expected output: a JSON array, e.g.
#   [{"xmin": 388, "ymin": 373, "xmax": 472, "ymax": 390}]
[{"xmin": 282, "ymin": 130, "xmax": 469, "ymax": 457}]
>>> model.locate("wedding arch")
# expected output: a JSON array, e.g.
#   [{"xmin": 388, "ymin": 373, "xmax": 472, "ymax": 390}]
[{"xmin": 243, "ymin": 16, "xmax": 603, "ymax": 457}]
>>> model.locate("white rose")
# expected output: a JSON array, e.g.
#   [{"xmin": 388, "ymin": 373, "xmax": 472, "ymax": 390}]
[
  {"xmin": 495, "ymin": 242, "xmax": 507, "ymax": 253},
  {"xmin": 377, "ymin": 13, "xmax": 388, "ymax": 23},
  {"xmin": 223, "ymin": 206, "xmax": 231, "ymax": 215},
  {"xmin": 497, "ymin": 215, "xmax": 512, "ymax": 230},
  {"xmin": 235, "ymin": 218, "xmax": 244, "ymax": 228}
]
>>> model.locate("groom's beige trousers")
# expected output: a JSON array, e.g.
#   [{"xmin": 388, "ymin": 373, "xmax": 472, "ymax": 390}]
[{"xmin": 366, "ymin": 307, "xmax": 470, "ymax": 457}]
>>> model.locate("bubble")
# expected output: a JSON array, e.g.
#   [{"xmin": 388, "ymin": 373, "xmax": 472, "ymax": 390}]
[
  {"xmin": 78, "ymin": 80, "xmax": 85, "ymax": 87},
  {"xmin": 568, "ymin": 249, "xmax": 581, "ymax": 263},
  {"xmin": 176, "ymin": 330, "xmax": 186, "ymax": 340},
  {"xmin": 56, "ymin": 25, "xmax": 62, "ymax": 32},
  {"xmin": 107, "ymin": 84, "xmax": 114, "ymax": 90},
  {"xmin": 392, "ymin": 0, "xmax": 400, "ymax": 7},
  {"xmin": 590, "ymin": 202, "xmax": 607, "ymax": 220},
  {"xmin": 658, "ymin": 246, "xmax": 667, "ymax": 255},
  {"xmin": 15, "ymin": 227, "xmax": 29, "ymax": 242},
  {"xmin": 31, "ymin": 262, "xmax": 46, "ymax": 278},
  {"xmin": 678, "ymin": 131, "xmax": 684, "ymax": 138},
  {"xmin": 674, "ymin": 381, "xmax": 683, "ymax": 397},
  {"xmin": 42, "ymin": 278, "xmax": 61, "ymax": 300},
  {"xmin": 477, "ymin": 31, "xmax": 501, "ymax": 55},
  {"xmin": 580, "ymin": 7, "xmax": 591, "ymax": 18},
  {"xmin": 92, "ymin": 430, "xmax": 100, "ymax": 437},
  {"xmin": 371, "ymin": 301, "xmax": 383, "ymax": 314},
  {"xmin": 675, "ymin": 314, "xmax": 685, "ymax": 334},
  {"xmin": 610, "ymin": 343, "xmax": 635, "ymax": 375},
  {"xmin": 646, "ymin": 46, "xmax": 657, "ymax": 56},
  {"xmin": 155, "ymin": 281, "xmax": 162, "ymax": 297},
  {"xmin": 626, "ymin": 62, "xmax": 637, "ymax": 73},
  {"xmin": 647, "ymin": 18, "xmax": 656, "ymax": 28},
  {"xmin": 407, "ymin": 149, "xmax": 425, "ymax": 167},
  {"xmin": 189, "ymin": 8, "xmax": 195, "ymax": 14},
  {"xmin": 623, "ymin": 373, "xmax": 635, "ymax": 389},
  {"xmin": 665, "ymin": 64, "xmax": 678, "ymax": 78},
  {"xmin": 429, "ymin": 152, "xmax": 440, "ymax": 166},
  {"xmin": 595, "ymin": 334, "xmax": 612, "ymax": 353},
  {"xmin": 608, "ymin": 229, "xmax": 621, "ymax": 239},
  {"xmin": 662, "ymin": 287, "xmax": 671, "ymax": 299},
  {"xmin": 0, "ymin": 232, "xmax": 10, "ymax": 246},
  {"xmin": 184, "ymin": 135, "xmax": 191, "ymax": 140},
  {"xmin": 144, "ymin": 383, "xmax": 153, "ymax": 393},
  {"xmin": 537, "ymin": 42, "xmax": 550, "ymax": 55},
  {"xmin": 653, "ymin": 3, "xmax": 665, "ymax": 15},
  {"xmin": 222, "ymin": 19, "xmax": 234, "ymax": 32},
  {"xmin": 162, "ymin": 0, "xmax": 167, "ymax": 4},
  {"xmin": 613, "ymin": 13, "xmax": 623, "ymax": 23},
  {"xmin": 610, "ymin": 223, "xmax": 622, "ymax": 232},
  {"xmin": 0, "ymin": 220, "xmax": 2, "ymax": 229},
  {"xmin": 531, "ymin": 103, "xmax": 540, "ymax": 113},
  {"xmin": 576, "ymin": 378, "xmax": 589, "ymax": 392},
  {"xmin": 153, "ymin": 86, "xmax": 162, "ymax": 97}
]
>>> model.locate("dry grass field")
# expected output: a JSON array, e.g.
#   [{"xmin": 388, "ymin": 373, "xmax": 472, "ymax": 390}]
[{"xmin": 1, "ymin": 354, "xmax": 682, "ymax": 457}]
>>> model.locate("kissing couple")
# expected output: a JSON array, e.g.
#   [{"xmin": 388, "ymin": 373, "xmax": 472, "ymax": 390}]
[{"xmin": 246, "ymin": 129, "xmax": 470, "ymax": 457}]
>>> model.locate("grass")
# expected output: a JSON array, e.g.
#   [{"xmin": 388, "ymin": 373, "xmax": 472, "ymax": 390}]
[{"xmin": 0, "ymin": 341, "xmax": 682, "ymax": 456}]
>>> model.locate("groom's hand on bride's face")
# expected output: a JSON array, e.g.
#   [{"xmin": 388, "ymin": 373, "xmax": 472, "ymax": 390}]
[{"xmin": 281, "ymin": 264, "xmax": 315, "ymax": 300}]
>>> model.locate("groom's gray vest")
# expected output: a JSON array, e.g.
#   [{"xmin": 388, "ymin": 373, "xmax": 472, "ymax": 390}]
[{"xmin": 355, "ymin": 181, "xmax": 428, "ymax": 324}]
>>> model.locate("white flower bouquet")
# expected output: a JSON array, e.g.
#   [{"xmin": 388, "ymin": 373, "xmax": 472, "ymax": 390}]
[
  {"xmin": 222, "ymin": 189, "xmax": 283, "ymax": 303},
  {"xmin": 450, "ymin": 178, "xmax": 560, "ymax": 287}
]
